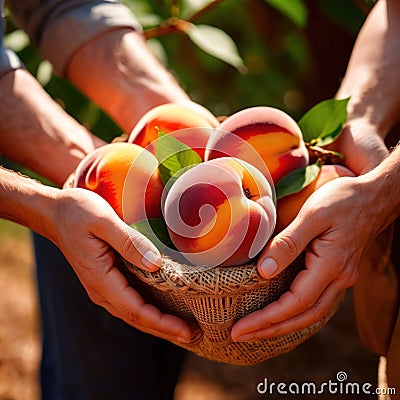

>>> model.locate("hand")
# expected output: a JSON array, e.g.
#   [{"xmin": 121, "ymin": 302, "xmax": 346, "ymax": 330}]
[
  {"xmin": 48, "ymin": 188, "xmax": 192, "ymax": 343},
  {"xmin": 329, "ymin": 118, "xmax": 388, "ymax": 175},
  {"xmin": 231, "ymin": 174, "xmax": 380, "ymax": 342}
]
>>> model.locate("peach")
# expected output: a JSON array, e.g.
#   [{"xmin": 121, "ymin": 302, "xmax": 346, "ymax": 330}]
[
  {"xmin": 205, "ymin": 106, "xmax": 309, "ymax": 184},
  {"xmin": 74, "ymin": 142, "xmax": 163, "ymax": 224},
  {"xmin": 276, "ymin": 164, "xmax": 355, "ymax": 232},
  {"xmin": 128, "ymin": 102, "xmax": 220, "ymax": 159},
  {"xmin": 163, "ymin": 157, "xmax": 276, "ymax": 267}
]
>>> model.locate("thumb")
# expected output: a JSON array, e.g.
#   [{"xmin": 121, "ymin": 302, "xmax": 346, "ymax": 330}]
[
  {"xmin": 257, "ymin": 215, "xmax": 319, "ymax": 279},
  {"xmin": 98, "ymin": 216, "xmax": 162, "ymax": 272}
]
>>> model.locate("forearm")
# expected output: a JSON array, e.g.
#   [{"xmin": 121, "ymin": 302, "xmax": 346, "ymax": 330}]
[
  {"xmin": 333, "ymin": 0, "xmax": 400, "ymax": 174},
  {"xmin": 65, "ymin": 28, "xmax": 190, "ymax": 132},
  {"xmin": 362, "ymin": 143, "xmax": 400, "ymax": 231},
  {"xmin": 0, "ymin": 69, "xmax": 104, "ymax": 186},
  {"xmin": 337, "ymin": 0, "xmax": 400, "ymax": 136}
]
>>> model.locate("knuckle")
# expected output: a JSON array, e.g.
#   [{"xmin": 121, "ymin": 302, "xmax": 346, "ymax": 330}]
[
  {"xmin": 86, "ymin": 288, "xmax": 105, "ymax": 306},
  {"xmin": 309, "ymin": 305, "xmax": 328, "ymax": 325},
  {"xmin": 336, "ymin": 267, "xmax": 359, "ymax": 289},
  {"xmin": 274, "ymin": 235, "xmax": 300, "ymax": 256},
  {"xmin": 122, "ymin": 307, "xmax": 140, "ymax": 326},
  {"xmin": 119, "ymin": 234, "xmax": 136, "ymax": 256},
  {"xmin": 295, "ymin": 292, "xmax": 315, "ymax": 311},
  {"xmin": 122, "ymin": 230, "xmax": 148, "ymax": 255}
]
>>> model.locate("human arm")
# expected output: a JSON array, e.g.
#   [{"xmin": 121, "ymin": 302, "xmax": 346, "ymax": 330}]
[
  {"xmin": 0, "ymin": 1, "xmax": 192, "ymax": 341},
  {"xmin": 0, "ymin": 166, "xmax": 191, "ymax": 343},
  {"xmin": 332, "ymin": 0, "xmax": 400, "ymax": 175},
  {"xmin": 232, "ymin": 143, "xmax": 400, "ymax": 341},
  {"xmin": 65, "ymin": 28, "xmax": 191, "ymax": 132},
  {"xmin": 7, "ymin": 0, "xmax": 191, "ymax": 133},
  {"xmin": 0, "ymin": 68, "xmax": 105, "ymax": 186},
  {"xmin": 231, "ymin": 0, "xmax": 400, "ymax": 341}
]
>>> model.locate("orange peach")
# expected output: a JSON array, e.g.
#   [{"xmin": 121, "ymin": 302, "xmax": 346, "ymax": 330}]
[
  {"xmin": 128, "ymin": 102, "xmax": 220, "ymax": 159},
  {"xmin": 74, "ymin": 142, "xmax": 163, "ymax": 224},
  {"xmin": 163, "ymin": 157, "xmax": 276, "ymax": 267},
  {"xmin": 205, "ymin": 106, "xmax": 309, "ymax": 184},
  {"xmin": 276, "ymin": 164, "xmax": 355, "ymax": 232}
]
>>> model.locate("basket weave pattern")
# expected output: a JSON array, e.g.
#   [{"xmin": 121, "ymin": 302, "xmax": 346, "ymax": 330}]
[
  {"xmin": 120, "ymin": 254, "xmax": 339, "ymax": 366},
  {"xmin": 66, "ymin": 171, "xmax": 339, "ymax": 365}
]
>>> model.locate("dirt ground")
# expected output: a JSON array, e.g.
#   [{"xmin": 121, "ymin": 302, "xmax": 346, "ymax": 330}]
[{"xmin": 0, "ymin": 220, "xmax": 381, "ymax": 400}]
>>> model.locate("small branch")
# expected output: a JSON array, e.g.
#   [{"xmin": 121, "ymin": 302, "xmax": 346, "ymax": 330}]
[
  {"xmin": 188, "ymin": 0, "xmax": 226, "ymax": 22},
  {"xmin": 306, "ymin": 144, "xmax": 344, "ymax": 165},
  {"xmin": 144, "ymin": 0, "xmax": 226, "ymax": 39},
  {"xmin": 144, "ymin": 18, "xmax": 191, "ymax": 40}
]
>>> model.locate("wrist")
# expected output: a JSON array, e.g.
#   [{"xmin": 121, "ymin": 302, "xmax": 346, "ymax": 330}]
[
  {"xmin": 0, "ymin": 167, "xmax": 59, "ymax": 240},
  {"xmin": 332, "ymin": 117, "xmax": 388, "ymax": 175},
  {"xmin": 66, "ymin": 28, "xmax": 190, "ymax": 132},
  {"xmin": 359, "ymin": 148, "xmax": 400, "ymax": 232}
]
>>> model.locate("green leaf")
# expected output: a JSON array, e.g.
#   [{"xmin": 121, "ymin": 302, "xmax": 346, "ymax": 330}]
[
  {"xmin": 186, "ymin": 24, "xmax": 247, "ymax": 73},
  {"xmin": 275, "ymin": 163, "xmax": 321, "ymax": 199},
  {"xmin": 298, "ymin": 98, "xmax": 350, "ymax": 146},
  {"xmin": 263, "ymin": 0, "xmax": 308, "ymax": 28},
  {"xmin": 156, "ymin": 130, "xmax": 202, "ymax": 186},
  {"xmin": 180, "ymin": 0, "xmax": 212, "ymax": 19},
  {"xmin": 3, "ymin": 29, "xmax": 30, "ymax": 52},
  {"xmin": 130, "ymin": 218, "xmax": 172, "ymax": 250},
  {"xmin": 36, "ymin": 60, "xmax": 53, "ymax": 86}
]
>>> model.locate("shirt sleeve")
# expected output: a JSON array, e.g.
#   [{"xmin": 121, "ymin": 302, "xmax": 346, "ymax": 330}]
[
  {"xmin": 0, "ymin": 47, "xmax": 24, "ymax": 78},
  {"xmin": 0, "ymin": 1, "xmax": 24, "ymax": 78},
  {"xmin": 7, "ymin": 0, "xmax": 142, "ymax": 76}
]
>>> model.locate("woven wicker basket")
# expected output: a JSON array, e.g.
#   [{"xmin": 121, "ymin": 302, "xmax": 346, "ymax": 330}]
[
  {"xmin": 65, "ymin": 173, "xmax": 340, "ymax": 366},
  {"xmin": 119, "ymin": 254, "xmax": 341, "ymax": 366}
]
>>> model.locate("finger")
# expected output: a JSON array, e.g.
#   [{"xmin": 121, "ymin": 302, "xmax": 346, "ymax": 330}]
[
  {"xmin": 232, "ymin": 253, "xmax": 338, "ymax": 339},
  {"xmin": 103, "ymin": 299, "xmax": 192, "ymax": 343},
  {"xmin": 232, "ymin": 282, "xmax": 345, "ymax": 342},
  {"xmin": 257, "ymin": 211, "xmax": 326, "ymax": 279},
  {"xmin": 94, "ymin": 215, "xmax": 162, "ymax": 272},
  {"xmin": 86, "ymin": 265, "xmax": 192, "ymax": 343}
]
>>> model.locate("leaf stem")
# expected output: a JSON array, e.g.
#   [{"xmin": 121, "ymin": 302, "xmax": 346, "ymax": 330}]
[
  {"xmin": 187, "ymin": 0, "xmax": 226, "ymax": 22},
  {"xmin": 306, "ymin": 143, "xmax": 344, "ymax": 165},
  {"xmin": 144, "ymin": 18, "xmax": 192, "ymax": 39},
  {"xmin": 143, "ymin": 0, "xmax": 226, "ymax": 39}
]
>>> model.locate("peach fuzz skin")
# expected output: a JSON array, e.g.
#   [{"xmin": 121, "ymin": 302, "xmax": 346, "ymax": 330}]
[
  {"xmin": 163, "ymin": 157, "xmax": 276, "ymax": 268},
  {"xmin": 74, "ymin": 142, "xmax": 163, "ymax": 224},
  {"xmin": 275, "ymin": 164, "xmax": 356, "ymax": 232},
  {"xmin": 128, "ymin": 102, "xmax": 220, "ymax": 160},
  {"xmin": 206, "ymin": 106, "xmax": 309, "ymax": 184}
]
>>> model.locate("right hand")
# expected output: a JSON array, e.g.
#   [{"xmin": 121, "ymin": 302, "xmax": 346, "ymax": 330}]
[{"xmin": 46, "ymin": 187, "xmax": 192, "ymax": 343}]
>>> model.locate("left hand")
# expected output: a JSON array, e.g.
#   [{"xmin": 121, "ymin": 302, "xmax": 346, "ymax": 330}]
[{"xmin": 231, "ymin": 173, "xmax": 380, "ymax": 342}]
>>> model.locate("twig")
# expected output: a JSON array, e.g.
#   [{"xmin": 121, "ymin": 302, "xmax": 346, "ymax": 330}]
[
  {"xmin": 306, "ymin": 143, "xmax": 344, "ymax": 165},
  {"xmin": 187, "ymin": 0, "xmax": 226, "ymax": 22},
  {"xmin": 143, "ymin": 0, "xmax": 226, "ymax": 39},
  {"xmin": 144, "ymin": 18, "xmax": 191, "ymax": 39}
]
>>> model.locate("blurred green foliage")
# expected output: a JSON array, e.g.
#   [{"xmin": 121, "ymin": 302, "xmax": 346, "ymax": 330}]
[{"xmin": 3, "ymin": 0, "xmax": 372, "ymax": 146}]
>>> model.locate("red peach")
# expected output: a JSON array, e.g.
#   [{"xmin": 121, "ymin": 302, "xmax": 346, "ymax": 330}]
[
  {"xmin": 163, "ymin": 157, "xmax": 276, "ymax": 267},
  {"xmin": 206, "ymin": 106, "xmax": 309, "ymax": 184},
  {"xmin": 276, "ymin": 164, "xmax": 355, "ymax": 232},
  {"xmin": 128, "ymin": 102, "xmax": 220, "ymax": 159},
  {"xmin": 74, "ymin": 142, "xmax": 163, "ymax": 224}
]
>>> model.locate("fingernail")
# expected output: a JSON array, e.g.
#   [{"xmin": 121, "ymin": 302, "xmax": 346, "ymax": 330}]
[
  {"xmin": 141, "ymin": 250, "xmax": 161, "ymax": 271},
  {"xmin": 259, "ymin": 257, "xmax": 278, "ymax": 278}
]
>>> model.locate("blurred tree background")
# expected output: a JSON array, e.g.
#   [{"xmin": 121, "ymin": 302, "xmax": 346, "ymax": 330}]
[{"xmin": 2, "ymin": 0, "xmax": 374, "ymax": 168}]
